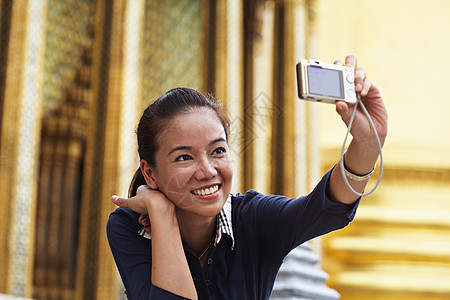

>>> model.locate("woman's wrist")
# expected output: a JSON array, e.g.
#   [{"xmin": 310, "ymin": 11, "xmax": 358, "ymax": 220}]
[
  {"xmin": 344, "ymin": 139, "xmax": 381, "ymax": 176},
  {"xmin": 147, "ymin": 196, "xmax": 176, "ymax": 222}
]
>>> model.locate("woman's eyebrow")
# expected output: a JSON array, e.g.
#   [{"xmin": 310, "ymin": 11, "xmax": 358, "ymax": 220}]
[
  {"xmin": 168, "ymin": 146, "xmax": 192, "ymax": 156},
  {"xmin": 209, "ymin": 137, "xmax": 226, "ymax": 146},
  {"xmin": 167, "ymin": 138, "xmax": 226, "ymax": 156}
]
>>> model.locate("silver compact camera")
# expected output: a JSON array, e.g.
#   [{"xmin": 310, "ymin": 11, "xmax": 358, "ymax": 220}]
[{"xmin": 296, "ymin": 59, "xmax": 357, "ymax": 104}]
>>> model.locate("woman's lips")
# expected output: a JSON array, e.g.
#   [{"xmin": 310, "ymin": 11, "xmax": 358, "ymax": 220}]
[{"xmin": 190, "ymin": 184, "xmax": 221, "ymax": 196}]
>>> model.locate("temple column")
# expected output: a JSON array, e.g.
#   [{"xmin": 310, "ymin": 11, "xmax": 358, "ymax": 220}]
[
  {"xmin": 75, "ymin": 1, "xmax": 144, "ymax": 299},
  {"xmin": 0, "ymin": 0, "xmax": 48, "ymax": 297}
]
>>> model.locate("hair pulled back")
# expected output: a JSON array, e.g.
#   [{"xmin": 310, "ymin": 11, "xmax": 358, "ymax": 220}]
[{"xmin": 128, "ymin": 87, "xmax": 230, "ymax": 197}]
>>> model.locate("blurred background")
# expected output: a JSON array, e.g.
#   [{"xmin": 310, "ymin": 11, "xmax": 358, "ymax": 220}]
[{"xmin": 0, "ymin": 0, "xmax": 449, "ymax": 299}]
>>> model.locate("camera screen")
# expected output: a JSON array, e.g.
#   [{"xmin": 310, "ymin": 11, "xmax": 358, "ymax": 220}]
[{"xmin": 307, "ymin": 66, "xmax": 343, "ymax": 98}]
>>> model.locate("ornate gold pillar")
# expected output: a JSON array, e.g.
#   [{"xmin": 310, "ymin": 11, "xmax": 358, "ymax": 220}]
[
  {"xmin": 0, "ymin": 0, "xmax": 48, "ymax": 297},
  {"xmin": 250, "ymin": 0, "xmax": 275, "ymax": 195},
  {"xmin": 293, "ymin": 0, "xmax": 320, "ymax": 195},
  {"xmin": 271, "ymin": 0, "xmax": 306, "ymax": 197},
  {"xmin": 212, "ymin": 0, "xmax": 245, "ymax": 194},
  {"xmin": 95, "ymin": 0, "xmax": 144, "ymax": 298},
  {"xmin": 75, "ymin": 0, "xmax": 143, "ymax": 299},
  {"xmin": 211, "ymin": 0, "xmax": 318, "ymax": 197}
]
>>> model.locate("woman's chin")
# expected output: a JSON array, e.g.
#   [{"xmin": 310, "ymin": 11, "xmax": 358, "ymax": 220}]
[{"xmin": 174, "ymin": 193, "xmax": 226, "ymax": 217}]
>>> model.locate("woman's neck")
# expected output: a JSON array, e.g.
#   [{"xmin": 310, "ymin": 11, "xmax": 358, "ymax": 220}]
[{"xmin": 176, "ymin": 209, "xmax": 216, "ymax": 257}]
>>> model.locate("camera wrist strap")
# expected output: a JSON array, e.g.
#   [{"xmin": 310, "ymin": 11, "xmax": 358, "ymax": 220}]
[{"xmin": 339, "ymin": 93, "xmax": 384, "ymax": 197}]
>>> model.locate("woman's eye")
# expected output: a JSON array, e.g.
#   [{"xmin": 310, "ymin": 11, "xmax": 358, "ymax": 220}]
[
  {"xmin": 176, "ymin": 154, "xmax": 192, "ymax": 161},
  {"xmin": 212, "ymin": 147, "xmax": 226, "ymax": 155}
]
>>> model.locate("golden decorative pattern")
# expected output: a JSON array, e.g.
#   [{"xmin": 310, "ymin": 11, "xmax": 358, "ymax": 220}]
[
  {"xmin": 0, "ymin": 1, "xmax": 335, "ymax": 298},
  {"xmin": 96, "ymin": 1, "xmax": 144, "ymax": 298},
  {"xmin": 43, "ymin": 0, "xmax": 93, "ymax": 112},
  {"xmin": 0, "ymin": 0, "xmax": 23, "ymax": 292},
  {"xmin": 225, "ymin": 0, "xmax": 244, "ymax": 193},
  {"xmin": 142, "ymin": 0, "xmax": 204, "ymax": 99},
  {"xmin": 6, "ymin": 0, "xmax": 48, "ymax": 297}
]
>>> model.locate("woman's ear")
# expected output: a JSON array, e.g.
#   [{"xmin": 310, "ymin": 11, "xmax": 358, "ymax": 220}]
[{"xmin": 140, "ymin": 160, "xmax": 158, "ymax": 190}]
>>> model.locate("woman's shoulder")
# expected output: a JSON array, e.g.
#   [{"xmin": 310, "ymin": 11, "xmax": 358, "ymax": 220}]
[
  {"xmin": 107, "ymin": 207, "xmax": 141, "ymax": 239},
  {"xmin": 231, "ymin": 190, "xmax": 289, "ymax": 204},
  {"xmin": 108, "ymin": 207, "xmax": 140, "ymax": 222},
  {"xmin": 230, "ymin": 190, "xmax": 292, "ymax": 216},
  {"xmin": 230, "ymin": 189, "xmax": 260, "ymax": 207}
]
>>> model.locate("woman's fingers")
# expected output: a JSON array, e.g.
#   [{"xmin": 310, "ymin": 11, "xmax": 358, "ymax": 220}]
[
  {"xmin": 361, "ymin": 77, "xmax": 373, "ymax": 97},
  {"xmin": 354, "ymin": 66, "xmax": 366, "ymax": 93},
  {"xmin": 139, "ymin": 214, "xmax": 150, "ymax": 226},
  {"xmin": 139, "ymin": 214, "xmax": 151, "ymax": 233},
  {"xmin": 111, "ymin": 193, "xmax": 147, "ymax": 214},
  {"xmin": 345, "ymin": 54, "xmax": 357, "ymax": 68},
  {"xmin": 112, "ymin": 195, "xmax": 126, "ymax": 207},
  {"xmin": 334, "ymin": 59, "xmax": 344, "ymax": 66},
  {"xmin": 335, "ymin": 55, "xmax": 366, "ymax": 94},
  {"xmin": 335, "ymin": 100, "xmax": 352, "ymax": 126},
  {"xmin": 111, "ymin": 185, "xmax": 174, "ymax": 216}
]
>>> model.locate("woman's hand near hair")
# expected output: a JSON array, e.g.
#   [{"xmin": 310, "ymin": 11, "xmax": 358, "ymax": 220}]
[
  {"xmin": 112, "ymin": 185, "xmax": 169, "ymax": 233},
  {"xmin": 111, "ymin": 187, "xmax": 198, "ymax": 299},
  {"xmin": 112, "ymin": 185, "xmax": 173, "ymax": 216}
]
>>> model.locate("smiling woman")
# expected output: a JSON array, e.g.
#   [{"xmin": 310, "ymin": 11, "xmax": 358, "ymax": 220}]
[
  {"xmin": 143, "ymin": 105, "xmax": 233, "ymax": 216},
  {"xmin": 106, "ymin": 61, "xmax": 388, "ymax": 300}
]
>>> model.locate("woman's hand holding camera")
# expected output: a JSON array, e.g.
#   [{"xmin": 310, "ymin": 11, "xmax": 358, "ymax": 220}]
[
  {"xmin": 329, "ymin": 54, "xmax": 388, "ymax": 204},
  {"xmin": 334, "ymin": 54, "xmax": 388, "ymax": 147}
]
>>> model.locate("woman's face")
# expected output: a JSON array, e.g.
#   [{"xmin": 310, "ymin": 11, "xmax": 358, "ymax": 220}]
[{"xmin": 150, "ymin": 107, "xmax": 233, "ymax": 217}]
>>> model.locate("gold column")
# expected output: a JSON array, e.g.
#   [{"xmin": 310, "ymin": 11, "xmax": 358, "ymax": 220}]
[
  {"xmin": 0, "ymin": 0, "xmax": 23, "ymax": 292},
  {"xmin": 95, "ymin": 0, "xmax": 143, "ymax": 298},
  {"xmin": 0, "ymin": 0, "xmax": 48, "ymax": 297},
  {"xmin": 251, "ymin": 1, "xmax": 275, "ymax": 195},
  {"xmin": 293, "ymin": 0, "xmax": 321, "ymax": 195},
  {"xmin": 213, "ymin": 0, "xmax": 317, "ymax": 197},
  {"xmin": 213, "ymin": 0, "xmax": 244, "ymax": 194},
  {"xmin": 270, "ymin": 0, "xmax": 299, "ymax": 197},
  {"xmin": 75, "ymin": 0, "xmax": 143, "ymax": 299},
  {"xmin": 293, "ymin": 0, "xmax": 323, "ymax": 254},
  {"xmin": 75, "ymin": 1, "xmax": 112, "ymax": 298},
  {"xmin": 91, "ymin": 2, "xmax": 124, "ymax": 297},
  {"xmin": 227, "ymin": 0, "xmax": 244, "ymax": 193}
]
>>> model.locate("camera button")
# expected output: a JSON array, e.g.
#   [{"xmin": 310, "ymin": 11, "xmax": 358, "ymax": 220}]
[
  {"xmin": 347, "ymin": 89, "xmax": 355, "ymax": 97},
  {"xmin": 346, "ymin": 72, "xmax": 354, "ymax": 84}
]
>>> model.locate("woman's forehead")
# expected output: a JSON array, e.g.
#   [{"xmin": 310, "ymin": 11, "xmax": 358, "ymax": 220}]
[{"xmin": 160, "ymin": 109, "xmax": 226, "ymax": 148}]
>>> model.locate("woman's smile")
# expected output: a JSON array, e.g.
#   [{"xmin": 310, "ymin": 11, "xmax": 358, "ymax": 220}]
[{"xmin": 190, "ymin": 184, "xmax": 221, "ymax": 196}]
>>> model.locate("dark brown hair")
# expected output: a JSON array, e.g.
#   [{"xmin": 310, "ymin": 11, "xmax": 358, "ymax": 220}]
[{"xmin": 128, "ymin": 87, "xmax": 230, "ymax": 197}]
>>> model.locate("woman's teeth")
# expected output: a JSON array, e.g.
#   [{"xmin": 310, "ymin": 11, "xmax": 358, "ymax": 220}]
[{"xmin": 192, "ymin": 185, "xmax": 219, "ymax": 196}]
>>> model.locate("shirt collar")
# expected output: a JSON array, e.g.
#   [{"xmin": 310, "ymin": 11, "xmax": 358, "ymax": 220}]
[
  {"xmin": 215, "ymin": 195, "xmax": 235, "ymax": 249},
  {"xmin": 138, "ymin": 195, "xmax": 235, "ymax": 250}
]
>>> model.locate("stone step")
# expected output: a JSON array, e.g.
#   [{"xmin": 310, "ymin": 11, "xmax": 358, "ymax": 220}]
[
  {"xmin": 324, "ymin": 204, "xmax": 450, "ymax": 264},
  {"xmin": 354, "ymin": 205, "xmax": 450, "ymax": 229},
  {"xmin": 325, "ymin": 228, "xmax": 450, "ymax": 264},
  {"xmin": 328, "ymin": 262, "xmax": 450, "ymax": 300}
]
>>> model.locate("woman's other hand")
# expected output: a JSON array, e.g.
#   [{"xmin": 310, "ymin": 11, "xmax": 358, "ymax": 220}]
[{"xmin": 112, "ymin": 185, "xmax": 175, "ymax": 218}]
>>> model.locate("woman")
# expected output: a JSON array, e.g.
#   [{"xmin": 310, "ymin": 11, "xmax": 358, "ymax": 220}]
[{"xmin": 107, "ymin": 55, "xmax": 388, "ymax": 299}]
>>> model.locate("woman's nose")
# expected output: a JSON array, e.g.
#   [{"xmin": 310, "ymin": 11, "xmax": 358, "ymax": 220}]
[{"xmin": 195, "ymin": 158, "xmax": 217, "ymax": 180}]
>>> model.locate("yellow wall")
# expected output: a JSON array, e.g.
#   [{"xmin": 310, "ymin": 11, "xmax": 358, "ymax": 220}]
[
  {"xmin": 315, "ymin": 1, "xmax": 450, "ymax": 298},
  {"xmin": 316, "ymin": 0, "xmax": 450, "ymax": 167}
]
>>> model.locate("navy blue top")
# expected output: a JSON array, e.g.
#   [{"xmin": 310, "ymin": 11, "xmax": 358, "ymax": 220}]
[{"xmin": 106, "ymin": 169, "xmax": 359, "ymax": 299}]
